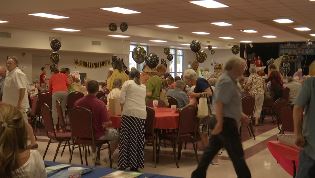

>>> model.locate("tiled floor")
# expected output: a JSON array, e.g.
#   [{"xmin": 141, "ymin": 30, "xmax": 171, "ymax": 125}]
[{"xmin": 38, "ymin": 120, "xmax": 291, "ymax": 178}]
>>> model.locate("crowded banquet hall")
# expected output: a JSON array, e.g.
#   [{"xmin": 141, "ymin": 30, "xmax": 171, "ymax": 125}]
[{"xmin": 1, "ymin": 0, "xmax": 315, "ymax": 177}]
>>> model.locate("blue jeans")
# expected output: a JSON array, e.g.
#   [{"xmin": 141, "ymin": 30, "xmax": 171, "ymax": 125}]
[{"xmin": 296, "ymin": 150, "xmax": 315, "ymax": 178}]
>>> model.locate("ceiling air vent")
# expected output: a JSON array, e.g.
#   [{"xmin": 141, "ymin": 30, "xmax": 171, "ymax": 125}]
[
  {"xmin": 91, "ymin": 41, "xmax": 102, "ymax": 46},
  {"xmin": 0, "ymin": 32, "xmax": 11, "ymax": 38},
  {"xmin": 178, "ymin": 36, "xmax": 184, "ymax": 40}
]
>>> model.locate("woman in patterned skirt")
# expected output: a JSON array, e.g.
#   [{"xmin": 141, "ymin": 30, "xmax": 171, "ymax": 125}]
[{"xmin": 118, "ymin": 68, "xmax": 147, "ymax": 171}]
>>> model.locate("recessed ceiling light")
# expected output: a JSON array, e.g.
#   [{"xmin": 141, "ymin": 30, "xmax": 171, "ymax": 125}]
[
  {"xmin": 273, "ymin": 18, "xmax": 294, "ymax": 24},
  {"xmin": 0, "ymin": 20, "xmax": 8, "ymax": 23},
  {"xmin": 212, "ymin": 46, "xmax": 218, "ymax": 49},
  {"xmin": 309, "ymin": 0, "xmax": 315, "ymax": 1},
  {"xmin": 240, "ymin": 40, "xmax": 252, "ymax": 43},
  {"xmin": 108, "ymin": 34, "xmax": 130, "ymax": 38},
  {"xmin": 101, "ymin": 7, "xmax": 140, "ymax": 14},
  {"xmin": 192, "ymin": 32, "xmax": 210, "ymax": 35},
  {"xmin": 211, "ymin": 22, "xmax": 232, "ymax": 26},
  {"xmin": 150, "ymin": 40, "xmax": 167, "ymax": 43},
  {"xmin": 29, "ymin": 13, "xmax": 69, "ymax": 19},
  {"xmin": 181, "ymin": 43, "xmax": 191, "ymax": 46},
  {"xmin": 52, "ymin": 28, "xmax": 80, "ymax": 32},
  {"xmin": 190, "ymin": 0, "xmax": 228, "ymax": 8},
  {"xmin": 219, "ymin": 36, "xmax": 234, "ymax": 40},
  {"xmin": 263, "ymin": 35, "xmax": 277, "ymax": 38},
  {"xmin": 294, "ymin": 27, "xmax": 311, "ymax": 31},
  {"xmin": 310, "ymin": 34, "xmax": 315, "ymax": 37},
  {"xmin": 240, "ymin": 29, "xmax": 257, "ymax": 33},
  {"xmin": 157, "ymin": 25, "xmax": 179, "ymax": 29}
]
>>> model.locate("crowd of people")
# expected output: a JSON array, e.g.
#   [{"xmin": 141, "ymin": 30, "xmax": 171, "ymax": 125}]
[{"xmin": 0, "ymin": 54, "xmax": 315, "ymax": 178}]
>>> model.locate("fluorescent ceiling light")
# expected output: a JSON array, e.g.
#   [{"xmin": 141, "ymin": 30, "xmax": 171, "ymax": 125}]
[
  {"xmin": 28, "ymin": 13, "xmax": 69, "ymax": 19},
  {"xmin": 310, "ymin": 34, "xmax": 315, "ymax": 37},
  {"xmin": 101, "ymin": 7, "xmax": 140, "ymax": 14},
  {"xmin": 192, "ymin": 32, "xmax": 210, "ymax": 35},
  {"xmin": 273, "ymin": 18, "xmax": 294, "ymax": 24},
  {"xmin": 240, "ymin": 40, "xmax": 252, "ymax": 43},
  {"xmin": 150, "ymin": 40, "xmax": 167, "ymax": 43},
  {"xmin": 212, "ymin": 46, "xmax": 218, "ymax": 49},
  {"xmin": 0, "ymin": 20, "xmax": 8, "ymax": 23},
  {"xmin": 241, "ymin": 29, "xmax": 257, "ymax": 33},
  {"xmin": 263, "ymin": 35, "xmax": 277, "ymax": 38},
  {"xmin": 294, "ymin": 27, "xmax": 311, "ymax": 31},
  {"xmin": 52, "ymin": 28, "xmax": 80, "ymax": 32},
  {"xmin": 181, "ymin": 43, "xmax": 191, "ymax": 46},
  {"xmin": 108, "ymin": 34, "xmax": 130, "ymax": 38},
  {"xmin": 211, "ymin": 22, "xmax": 232, "ymax": 26},
  {"xmin": 219, "ymin": 36, "xmax": 234, "ymax": 40},
  {"xmin": 190, "ymin": 0, "xmax": 228, "ymax": 8},
  {"xmin": 157, "ymin": 25, "xmax": 178, "ymax": 29}
]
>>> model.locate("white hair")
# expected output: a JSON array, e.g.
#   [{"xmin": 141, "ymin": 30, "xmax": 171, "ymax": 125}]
[
  {"xmin": 224, "ymin": 57, "xmax": 245, "ymax": 71},
  {"xmin": 183, "ymin": 69, "xmax": 197, "ymax": 81}
]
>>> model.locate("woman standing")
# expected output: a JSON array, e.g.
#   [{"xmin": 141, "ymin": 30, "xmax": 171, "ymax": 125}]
[{"xmin": 118, "ymin": 68, "xmax": 147, "ymax": 171}]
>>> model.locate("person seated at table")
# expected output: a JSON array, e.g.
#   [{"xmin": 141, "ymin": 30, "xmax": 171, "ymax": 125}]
[
  {"xmin": 285, "ymin": 77, "xmax": 301, "ymax": 104},
  {"xmin": 107, "ymin": 79, "xmax": 122, "ymax": 105},
  {"xmin": 166, "ymin": 80, "xmax": 189, "ymax": 108},
  {"xmin": 75, "ymin": 80, "xmax": 119, "ymax": 165},
  {"xmin": 146, "ymin": 64, "xmax": 166, "ymax": 101},
  {"xmin": 0, "ymin": 103, "xmax": 46, "ymax": 178},
  {"xmin": 118, "ymin": 68, "xmax": 146, "ymax": 172}
]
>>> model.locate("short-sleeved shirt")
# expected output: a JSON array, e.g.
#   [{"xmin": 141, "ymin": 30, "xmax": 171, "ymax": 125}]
[
  {"xmin": 107, "ymin": 69, "xmax": 129, "ymax": 91},
  {"xmin": 294, "ymin": 77, "xmax": 315, "ymax": 159},
  {"xmin": 2, "ymin": 68, "xmax": 30, "ymax": 109},
  {"xmin": 146, "ymin": 75, "xmax": 162, "ymax": 100},
  {"xmin": 75, "ymin": 95, "xmax": 109, "ymax": 139},
  {"xmin": 213, "ymin": 72, "xmax": 242, "ymax": 122},
  {"xmin": 49, "ymin": 73, "xmax": 68, "ymax": 94}
]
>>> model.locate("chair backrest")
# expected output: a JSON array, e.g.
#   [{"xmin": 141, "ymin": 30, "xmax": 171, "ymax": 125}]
[
  {"xmin": 273, "ymin": 98, "xmax": 288, "ymax": 117},
  {"xmin": 242, "ymin": 95, "xmax": 255, "ymax": 117},
  {"xmin": 37, "ymin": 92, "xmax": 52, "ymax": 115},
  {"xmin": 178, "ymin": 105, "xmax": 198, "ymax": 135},
  {"xmin": 67, "ymin": 91, "xmax": 84, "ymax": 110},
  {"xmin": 145, "ymin": 107, "xmax": 155, "ymax": 137},
  {"xmin": 279, "ymin": 105, "xmax": 294, "ymax": 133},
  {"xmin": 263, "ymin": 96, "xmax": 274, "ymax": 108},
  {"xmin": 146, "ymin": 99, "xmax": 167, "ymax": 107},
  {"xmin": 29, "ymin": 95, "xmax": 38, "ymax": 117},
  {"xmin": 96, "ymin": 91, "xmax": 105, "ymax": 99},
  {"xmin": 56, "ymin": 100, "xmax": 66, "ymax": 129},
  {"xmin": 282, "ymin": 87, "xmax": 290, "ymax": 101},
  {"xmin": 41, "ymin": 103, "xmax": 55, "ymax": 137},
  {"xmin": 68, "ymin": 107, "xmax": 95, "ymax": 143},
  {"xmin": 167, "ymin": 96, "xmax": 178, "ymax": 108}
]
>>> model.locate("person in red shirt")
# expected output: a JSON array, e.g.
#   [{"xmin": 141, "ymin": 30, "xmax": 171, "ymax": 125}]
[
  {"xmin": 39, "ymin": 67, "xmax": 47, "ymax": 91},
  {"xmin": 75, "ymin": 80, "xmax": 118, "ymax": 165},
  {"xmin": 49, "ymin": 67, "xmax": 69, "ymax": 127}
]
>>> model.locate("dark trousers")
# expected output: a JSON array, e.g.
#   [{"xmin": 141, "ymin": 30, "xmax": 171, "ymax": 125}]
[{"xmin": 191, "ymin": 117, "xmax": 251, "ymax": 178}]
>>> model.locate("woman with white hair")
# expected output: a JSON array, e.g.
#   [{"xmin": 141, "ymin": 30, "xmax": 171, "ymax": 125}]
[{"xmin": 245, "ymin": 66, "xmax": 265, "ymax": 125}]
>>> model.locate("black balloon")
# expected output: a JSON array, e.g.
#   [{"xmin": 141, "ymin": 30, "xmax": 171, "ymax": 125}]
[
  {"xmin": 210, "ymin": 49, "xmax": 215, "ymax": 55},
  {"xmin": 132, "ymin": 46, "xmax": 147, "ymax": 64},
  {"xmin": 196, "ymin": 50, "xmax": 207, "ymax": 63},
  {"xmin": 161, "ymin": 58, "xmax": 167, "ymax": 68},
  {"xmin": 232, "ymin": 45, "xmax": 240, "ymax": 55},
  {"xmin": 190, "ymin": 40, "xmax": 201, "ymax": 53},
  {"xmin": 207, "ymin": 45, "xmax": 212, "ymax": 51},
  {"xmin": 167, "ymin": 54, "xmax": 173, "ymax": 61},
  {"xmin": 50, "ymin": 39, "xmax": 61, "ymax": 52},
  {"xmin": 145, "ymin": 53, "xmax": 159, "ymax": 69},
  {"xmin": 164, "ymin": 48, "xmax": 170, "ymax": 55},
  {"xmin": 120, "ymin": 22, "xmax": 128, "ymax": 32},
  {"xmin": 109, "ymin": 23, "xmax": 117, "ymax": 31},
  {"xmin": 50, "ymin": 52, "xmax": 60, "ymax": 64}
]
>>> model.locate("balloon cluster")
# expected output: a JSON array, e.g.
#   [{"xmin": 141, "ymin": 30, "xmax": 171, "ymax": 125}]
[
  {"xmin": 190, "ymin": 40, "xmax": 207, "ymax": 63},
  {"xmin": 207, "ymin": 45, "xmax": 215, "ymax": 55},
  {"xmin": 145, "ymin": 53, "xmax": 159, "ymax": 69},
  {"xmin": 109, "ymin": 22, "xmax": 128, "ymax": 32},
  {"xmin": 163, "ymin": 47, "xmax": 173, "ymax": 61},
  {"xmin": 231, "ymin": 45, "xmax": 240, "ymax": 55},
  {"xmin": 132, "ymin": 46, "xmax": 147, "ymax": 64},
  {"xmin": 50, "ymin": 39, "xmax": 62, "ymax": 72}
]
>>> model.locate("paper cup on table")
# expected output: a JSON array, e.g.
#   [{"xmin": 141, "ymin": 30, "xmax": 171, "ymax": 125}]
[
  {"xmin": 153, "ymin": 100, "xmax": 159, "ymax": 108},
  {"xmin": 68, "ymin": 167, "xmax": 82, "ymax": 178},
  {"xmin": 171, "ymin": 105, "xmax": 177, "ymax": 111}
]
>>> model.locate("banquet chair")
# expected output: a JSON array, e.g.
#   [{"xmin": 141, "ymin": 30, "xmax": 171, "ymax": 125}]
[
  {"xmin": 261, "ymin": 96, "xmax": 274, "ymax": 123},
  {"xmin": 241, "ymin": 95, "xmax": 256, "ymax": 140},
  {"xmin": 272, "ymin": 98, "xmax": 288, "ymax": 132},
  {"xmin": 279, "ymin": 105, "xmax": 294, "ymax": 133},
  {"xmin": 159, "ymin": 105, "xmax": 199, "ymax": 168},
  {"xmin": 144, "ymin": 107, "xmax": 157, "ymax": 167},
  {"xmin": 66, "ymin": 91, "xmax": 84, "ymax": 111},
  {"xmin": 41, "ymin": 103, "xmax": 72, "ymax": 162},
  {"xmin": 167, "ymin": 96, "xmax": 178, "ymax": 108},
  {"xmin": 68, "ymin": 107, "xmax": 112, "ymax": 167},
  {"xmin": 28, "ymin": 95, "xmax": 39, "ymax": 138}
]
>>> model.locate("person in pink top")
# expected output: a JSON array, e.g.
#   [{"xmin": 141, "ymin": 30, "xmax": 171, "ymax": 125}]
[{"xmin": 49, "ymin": 67, "xmax": 69, "ymax": 127}]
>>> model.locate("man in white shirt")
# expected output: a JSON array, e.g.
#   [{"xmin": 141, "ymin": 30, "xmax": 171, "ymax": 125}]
[{"xmin": 2, "ymin": 56, "xmax": 37, "ymax": 147}]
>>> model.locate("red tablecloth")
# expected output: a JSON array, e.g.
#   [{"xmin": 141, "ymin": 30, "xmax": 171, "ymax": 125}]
[
  {"xmin": 267, "ymin": 141, "xmax": 300, "ymax": 176},
  {"xmin": 110, "ymin": 108, "xmax": 179, "ymax": 129}
]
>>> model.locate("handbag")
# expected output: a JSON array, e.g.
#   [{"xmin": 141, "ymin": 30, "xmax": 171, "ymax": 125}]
[{"xmin": 197, "ymin": 97, "xmax": 209, "ymax": 119}]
